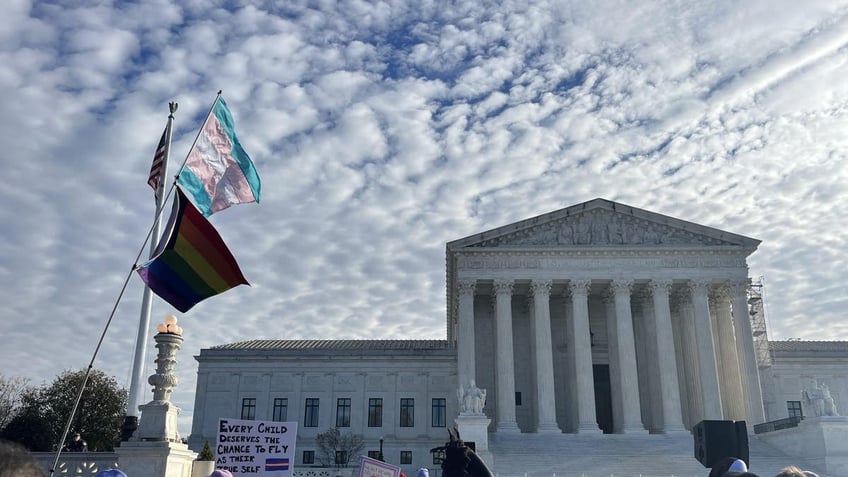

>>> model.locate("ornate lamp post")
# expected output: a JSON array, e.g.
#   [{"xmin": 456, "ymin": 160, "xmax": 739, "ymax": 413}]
[
  {"xmin": 131, "ymin": 315, "xmax": 185, "ymax": 442},
  {"xmin": 150, "ymin": 315, "xmax": 184, "ymax": 402},
  {"xmin": 117, "ymin": 315, "xmax": 199, "ymax": 477}
]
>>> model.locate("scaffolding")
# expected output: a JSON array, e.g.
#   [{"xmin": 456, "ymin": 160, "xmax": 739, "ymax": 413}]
[{"xmin": 748, "ymin": 276, "xmax": 772, "ymax": 368}]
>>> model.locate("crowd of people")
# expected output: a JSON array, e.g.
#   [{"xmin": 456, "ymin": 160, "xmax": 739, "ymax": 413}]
[
  {"xmin": 0, "ymin": 435, "xmax": 829, "ymax": 477},
  {"xmin": 706, "ymin": 456, "xmax": 820, "ymax": 477}
]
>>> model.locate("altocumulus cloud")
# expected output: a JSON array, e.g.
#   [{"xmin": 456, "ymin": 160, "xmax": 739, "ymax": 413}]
[{"xmin": 0, "ymin": 0, "xmax": 846, "ymax": 434}]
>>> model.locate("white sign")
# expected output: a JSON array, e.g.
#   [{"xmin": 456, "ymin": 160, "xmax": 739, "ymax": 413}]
[
  {"xmin": 216, "ymin": 418, "xmax": 298, "ymax": 477},
  {"xmin": 358, "ymin": 456, "xmax": 401, "ymax": 477}
]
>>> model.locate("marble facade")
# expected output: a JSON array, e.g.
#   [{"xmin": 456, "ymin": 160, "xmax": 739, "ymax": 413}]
[
  {"xmin": 447, "ymin": 199, "xmax": 765, "ymax": 434},
  {"xmin": 188, "ymin": 198, "xmax": 842, "ymax": 474}
]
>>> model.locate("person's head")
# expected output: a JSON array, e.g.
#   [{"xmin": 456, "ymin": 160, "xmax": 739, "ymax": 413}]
[
  {"xmin": 93, "ymin": 470, "xmax": 127, "ymax": 477},
  {"xmin": 774, "ymin": 467, "xmax": 816, "ymax": 477},
  {"xmin": 721, "ymin": 473, "xmax": 759, "ymax": 477},
  {"xmin": 72, "ymin": 433, "xmax": 81, "ymax": 441},
  {"xmin": 209, "ymin": 470, "xmax": 233, "ymax": 477},
  {"xmin": 709, "ymin": 457, "xmax": 748, "ymax": 477},
  {"xmin": 0, "ymin": 439, "xmax": 46, "ymax": 477},
  {"xmin": 417, "ymin": 468, "xmax": 430, "ymax": 477}
]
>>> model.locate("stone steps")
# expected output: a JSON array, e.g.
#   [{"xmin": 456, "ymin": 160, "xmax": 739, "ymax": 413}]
[{"xmin": 485, "ymin": 433, "xmax": 827, "ymax": 477}]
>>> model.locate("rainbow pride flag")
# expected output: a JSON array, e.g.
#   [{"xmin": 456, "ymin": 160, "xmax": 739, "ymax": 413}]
[{"xmin": 137, "ymin": 188, "xmax": 248, "ymax": 312}]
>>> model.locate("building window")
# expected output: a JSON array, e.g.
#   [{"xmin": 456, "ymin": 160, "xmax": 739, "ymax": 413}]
[
  {"xmin": 400, "ymin": 398, "xmax": 414, "ymax": 427},
  {"xmin": 788, "ymin": 400, "xmax": 803, "ymax": 418},
  {"xmin": 432, "ymin": 398, "xmax": 446, "ymax": 427},
  {"xmin": 400, "ymin": 451, "xmax": 412, "ymax": 465},
  {"xmin": 433, "ymin": 449, "xmax": 445, "ymax": 465},
  {"xmin": 241, "ymin": 398, "xmax": 256, "ymax": 420},
  {"xmin": 515, "ymin": 391, "xmax": 522, "ymax": 406},
  {"xmin": 303, "ymin": 450, "xmax": 315, "ymax": 465},
  {"xmin": 335, "ymin": 450, "xmax": 347, "ymax": 466},
  {"xmin": 336, "ymin": 398, "xmax": 351, "ymax": 427},
  {"xmin": 304, "ymin": 398, "xmax": 320, "ymax": 427},
  {"xmin": 368, "ymin": 398, "xmax": 383, "ymax": 427},
  {"xmin": 367, "ymin": 451, "xmax": 381, "ymax": 460},
  {"xmin": 273, "ymin": 398, "xmax": 288, "ymax": 422}
]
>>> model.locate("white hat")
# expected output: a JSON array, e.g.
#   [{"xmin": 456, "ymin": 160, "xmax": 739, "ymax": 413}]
[{"xmin": 417, "ymin": 468, "xmax": 429, "ymax": 477}]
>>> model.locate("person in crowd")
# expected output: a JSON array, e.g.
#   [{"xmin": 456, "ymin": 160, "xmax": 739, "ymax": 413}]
[
  {"xmin": 0, "ymin": 439, "xmax": 46, "ymax": 477},
  {"xmin": 93, "ymin": 470, "xmax": 127, "ymax": 477},
  {"xmin": 774, "ymin": 466, "xmax": 819, "ymax": 477},
  {"xmin": 63, "ymin": 433, "xmax": 87, "ymax": 452},
  {"xmin": 709, "ymin": 457, "xmax": 749, "ymax": 477}
]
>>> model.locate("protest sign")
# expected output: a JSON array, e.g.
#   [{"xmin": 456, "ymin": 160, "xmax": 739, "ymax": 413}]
[
  {"xmin": 358, "ymin": 455, "xmax": 401, "ymax": 477},
  {"xmin": 216, "ymin": 417, "xmax": 298, "ymax": 477}
]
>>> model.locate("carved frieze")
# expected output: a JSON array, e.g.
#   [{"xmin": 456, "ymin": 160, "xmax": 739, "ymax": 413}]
[
  {"xmin": 468, "ymin": 209, "xmax": 737, "ymax": 248},
  {"xmin": 457, "ymin": 254, "xmax": 747, "ymax": 270}
]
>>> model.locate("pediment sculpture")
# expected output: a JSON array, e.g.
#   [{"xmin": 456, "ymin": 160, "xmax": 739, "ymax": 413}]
[{"xmin": 470, "ymin": 209, "xmax": 736, "ymax": 248}]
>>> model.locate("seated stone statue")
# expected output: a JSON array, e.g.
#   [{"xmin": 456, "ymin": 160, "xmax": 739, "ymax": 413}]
[
  {"xmin": 821, "ymin": 383, "xmax": 839, "ymax": 416},
  {"xmin": 457, "ymin": 380, "xmax": 487, "ymax": 415},
  {"xmin": 803, "ymin": 381, "xmax": 840, "ymax": 417}
]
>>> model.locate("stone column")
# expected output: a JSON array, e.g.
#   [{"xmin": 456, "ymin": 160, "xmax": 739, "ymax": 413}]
[
  {"xmin": 690, "ymin": 280, "xmax": 723, "ymax": 420},
  {"xmin": 713, "ymin": 286, "xmax": 746, "ymax": 421},
  {"xmin": 570, "ymin": 280, "xmax": 601, "ymax": 433},
  {"xmin": 494, "ymin": 279, "xmax": 520, "ymax": 432},
  {"xmin": 611, "ymin": 280, "xmax": 646, "ymax": 433},
  {"xmin": 634, "ymin": 289, "xmax": 661, "ymax": 432},
  {"xmin": 649, "ymin": 280, "xmax": 686, "ymax": 433},
  {"xmin": 731, "ymin": 281, "xmax": 767, "ymax": 424},
  {"xmin": 671, "ymin": 292, "xmax": 696, "ymax": 428},
  {"xmin": 457, "ymin": 279, "xmax": 477, "ymax": 393},
  {"xmin": 531, "ymin": 279, "xmax": 561, "ymax": 432},
  {"xmin": 602, "ymin": 291, "xmax": 623, "ymax": 433}
]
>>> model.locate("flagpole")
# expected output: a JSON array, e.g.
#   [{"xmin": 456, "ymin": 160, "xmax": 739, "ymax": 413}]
[
  {"xmin": 121, "ymin": 91, "xmax": 220, "ymax": 437},
  {"xmin": 121, "ymin": 101, "xmax": 178, "ymax": 440},
  {"xmin": 49, "ymin": 93, "xmax": 227, "ymax": 475},
  {"xmin": 170, "ymin": 90, "xmax": 222, "ymax": 183}
]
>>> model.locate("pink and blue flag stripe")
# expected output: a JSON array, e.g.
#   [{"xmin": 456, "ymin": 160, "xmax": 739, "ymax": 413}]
[
  {"xmin": 265, "ymin": 457, "xmax": 289, "ymax": 471},
  {"xmin": 178, "ymin": 96, "xmax": 261, "ymax": 216}
]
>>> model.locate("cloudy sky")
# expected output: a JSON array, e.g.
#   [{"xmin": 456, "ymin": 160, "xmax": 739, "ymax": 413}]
[{"xmin": 1, "ymin": 0, "xmax": 847, "ymax": 435}]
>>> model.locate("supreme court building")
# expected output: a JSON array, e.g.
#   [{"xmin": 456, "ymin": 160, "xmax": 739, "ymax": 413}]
[{"xmin": 188, "ymin": 198, "xmax": 847, "ymax": 474}]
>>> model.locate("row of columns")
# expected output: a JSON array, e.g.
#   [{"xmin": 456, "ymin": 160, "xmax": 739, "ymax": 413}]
[{"xmin": 456, "ymin": 277, "xmax": 765, "ymax": 434}]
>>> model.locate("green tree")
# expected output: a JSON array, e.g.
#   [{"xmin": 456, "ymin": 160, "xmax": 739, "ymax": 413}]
[
  {"xmin": 316, "ymin": 427, "xmax": 365, "ymax": 468},
  {"xmin": 0, "ymin": 369, "xmax": 127, "ymax": 452},
  {"xmin": 0, "ymin": 374, "xmax": 29, "ymax": 429},
  {"xmin": 1, "ymin": 388, "xmax": 53, "ymax": 451},
  {"xmin": 198, "ymin": 440, "xmax": 214, "ymax": 461}
]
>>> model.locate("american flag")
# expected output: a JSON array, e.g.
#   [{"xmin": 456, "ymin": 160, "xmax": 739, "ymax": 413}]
[{"xmin": 147, "ymin": 127, "xmax": 169, "ymax": 194}]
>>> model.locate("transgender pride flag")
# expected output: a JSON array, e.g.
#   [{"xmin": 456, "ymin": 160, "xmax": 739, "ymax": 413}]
[
  {"xmin": 178, "ymin": 96, "xmax": 261, "ymax": 216},
  {"xmin": 265, "ymin": 457, "xmax": 290, "ymax": 471}
]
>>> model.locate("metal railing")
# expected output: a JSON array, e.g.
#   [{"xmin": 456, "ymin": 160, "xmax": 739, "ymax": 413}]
[
  {"xmin": 753, "ymin": 415, "xmax": 803, "ymax": 434},
  {"xmin": 32, "ymin": 452, "xmax": 120, "ymax": 476}
]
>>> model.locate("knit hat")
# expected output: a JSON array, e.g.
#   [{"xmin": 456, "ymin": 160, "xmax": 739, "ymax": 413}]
[
  {"xmin": 727, "ymin": 459, "xmax": 748, "ymax": 472},
  {"xmin": 417, "ymin": 468, "xmax": 430, "ymax": 477},
  {"xmin": 94, "ymin": 471, "xmax": 128, "ymax": 477},
  {"xmin": 209, "ymin": 471, "xmax": 234, "ymax": 477}
]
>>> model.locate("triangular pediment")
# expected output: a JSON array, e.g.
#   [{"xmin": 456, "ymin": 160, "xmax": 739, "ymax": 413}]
[{"xmin": 448, "ymin": 198, "xmax": 760, "ymax": 250}]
